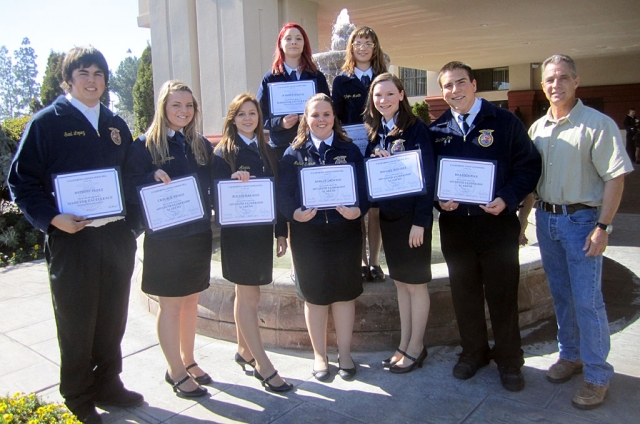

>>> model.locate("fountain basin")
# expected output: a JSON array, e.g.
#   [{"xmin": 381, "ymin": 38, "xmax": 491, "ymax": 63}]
[{"xmin": 133, "ymin": 219, "xmax": 553, "ymax": 350}]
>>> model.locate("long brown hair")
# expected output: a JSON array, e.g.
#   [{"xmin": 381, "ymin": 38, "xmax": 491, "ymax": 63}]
[
  {"xmin": 215, "ymin": 93, "xmax": 279, "ymax": 178},
  {"xmin": 341, "ymin": 26, "xmax": 387, "ymax": 76},
  {"xmin": 145, "ymin": 80, "xmax": 209, "ymax": 166},
  {"xmin": 271, "ymin": 23, "xmax": 318, "ymax": 75},
  {"xmin": 364, "ymin": 73, "xmax": 416, "ymax": 142},
  {"xmin": 292, "ymin": 93, "xmax": 351, "ymax": 149}
]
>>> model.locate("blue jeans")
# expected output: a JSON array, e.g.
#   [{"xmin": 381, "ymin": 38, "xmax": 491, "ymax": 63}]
[{"xmin": 536, "ymin": 208, "xmax": 614, "ymax": 386}]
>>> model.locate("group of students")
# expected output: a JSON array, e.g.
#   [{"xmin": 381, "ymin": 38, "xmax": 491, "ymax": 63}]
[
  {"xmin": 130, "ymin": 22, "xmax": 438, "ymax": 396},
  {"xmin": 7, "ymin": 21, "xmax": 525, "ymax": 424}
]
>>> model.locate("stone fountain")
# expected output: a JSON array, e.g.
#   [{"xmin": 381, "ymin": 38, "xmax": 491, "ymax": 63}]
[{"xmin": 313, "ymin": 9, "xmax": 390, "ymax": 86}]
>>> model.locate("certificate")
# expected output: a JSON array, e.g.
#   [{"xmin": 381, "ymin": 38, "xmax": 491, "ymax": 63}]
[
  {"xmin": 268, "ymin": 80, "xmax": 316, "ymax": 116},
  {"xmin": 53, "ymin": 168, "xmax": 125, "ymax": 219},
  {"xmin": 138, "ymin": 175, "xmax": 205, "ymax": 232},
  {"xmin": 215, "ymin": 178, "xmax": 276, "ymax": 227},
  {"xmin": 364, "ymin": 151, "xmax": 426, "ymax": 201},
  {"xmin": 299, "ymin": 164, "xmax": 358, "ymax": 209},
  {"xmin": 436, "ymin": 157, "xmax": 496, "ymax": 204},
  {"xmin": 343, "ymin": 123, "xmax": 370, "ymax": 156}
]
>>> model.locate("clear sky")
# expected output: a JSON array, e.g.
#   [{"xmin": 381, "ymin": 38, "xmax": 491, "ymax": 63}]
[{"xmin": 0, "ymin": 0, "xmax": 151, "ymax": 85}]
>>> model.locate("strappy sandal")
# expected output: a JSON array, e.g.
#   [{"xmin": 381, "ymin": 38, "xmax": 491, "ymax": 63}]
[{"xmin": 254, "ymin": 369, "xmax": 293, "ymax": 393}]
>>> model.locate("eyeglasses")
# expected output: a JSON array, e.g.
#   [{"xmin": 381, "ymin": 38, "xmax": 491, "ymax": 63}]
[{"xmin": 353, "ymin": 42, "xmax": 375, "ymax": 50}]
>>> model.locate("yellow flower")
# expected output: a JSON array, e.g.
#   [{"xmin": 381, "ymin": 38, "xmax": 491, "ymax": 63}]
[
  {"xmin": 0, "ymin": 405, "xmax": 5, "ymax": 413},
  {"xmin": 2, "ymin": 413, "xmax": 13, "ymax": 423},
  {"xmin": 34, "ymin": 244, "xmax": 40, "ymax": 251}
]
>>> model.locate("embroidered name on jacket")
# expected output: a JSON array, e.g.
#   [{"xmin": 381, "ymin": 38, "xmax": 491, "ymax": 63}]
[{"xmin": 64, "ymin": 131, "xmax": 86, "ymax": 137}]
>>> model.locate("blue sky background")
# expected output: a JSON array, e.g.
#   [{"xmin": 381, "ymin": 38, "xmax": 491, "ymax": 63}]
[{"xmin": 0, "ymin": 0, "xmax": 151, "ymax": 84}]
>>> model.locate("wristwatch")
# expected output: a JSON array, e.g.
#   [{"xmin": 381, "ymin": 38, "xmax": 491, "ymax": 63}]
[{"xmin": 595, "ymin": 222, "xmax": 613, "ymax": 234}]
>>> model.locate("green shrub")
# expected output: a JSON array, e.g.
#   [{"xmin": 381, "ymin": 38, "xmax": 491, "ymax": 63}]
[{"xmin": 411, "ymin": 100, "xmax": 431, "ymax": 124}]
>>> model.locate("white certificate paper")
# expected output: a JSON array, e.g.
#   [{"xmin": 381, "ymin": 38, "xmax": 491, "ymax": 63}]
[
  {"xmin": 215, "ymin": 178, "xmax": 276, "ymax": 226},
  {"xmin": 436, "ymin": 157, "xmax": 496, "ymax": 204},
  {"xmin": 268, "ymin": 80, "xmax": 316, "ymax": 116},
  {"xmin": 138, "ymin": 176, "xmax": 205, "ymax": 232},
  {"xmin": 299, "ymin": 164, "xmax": 358, "ymax": 209},
  {"xmin": 343, "ymin": 124, "xmax": 370, "ymax": 156},
  {"xmin": 53, "ymin": 168, "xmax": 125, "ymax": 218},
  {"xmin": 365, "ymin": 151, "xmax": 425, "ymax": 201}
]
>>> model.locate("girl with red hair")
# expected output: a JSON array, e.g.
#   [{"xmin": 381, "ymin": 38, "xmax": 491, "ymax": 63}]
[{"xmin": 257, "ymin": 23, "xmax": 330, "ymax": 159}]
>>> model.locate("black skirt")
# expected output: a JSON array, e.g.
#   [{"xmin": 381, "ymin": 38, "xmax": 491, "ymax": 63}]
[
  {"xmin": 220, "ymin": 224, "xmax": 274, "ymax": 286},
  {"xmin": 379, "ymin": 210, "xmax": 432, "ymax": 284},
  {"xmin": 290, "ymin": 219, "xmax": 363, "ymax": 305},
  {"xmin": 141, "ymin": 229, "xmax": 212, "ymax": 297}
]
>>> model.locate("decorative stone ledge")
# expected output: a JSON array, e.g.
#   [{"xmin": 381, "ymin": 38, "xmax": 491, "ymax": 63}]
[{"xmin": 134, "ymin": 238, "xmax": 553, "ymax": 351}]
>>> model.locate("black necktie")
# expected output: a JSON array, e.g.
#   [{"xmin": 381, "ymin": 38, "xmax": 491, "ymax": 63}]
[
  {"xmin": 248, "ymin": 142, "xmax": 259, "ymax": 153},
  {"xmin": 290, "ymin": 70, "xmax": 297, "ymax": 80},
  {"xmin": 318, "ymin": 141, "xmax": 328, "ymax": 157},
  {"xmin": 460, "ymin": 113, "xmax": 470, "ymax": 135},
  {"xmin": 361, "ymin": 75, "xmax": 371, "ymax": 88},
  {"xmin": 174, "ymin": 131, "xmax": 185, "ymax": 152}
]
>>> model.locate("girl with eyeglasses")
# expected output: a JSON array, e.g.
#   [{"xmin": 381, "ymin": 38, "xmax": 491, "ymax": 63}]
[{"xmin": 332, "ymin": 26, "xmax": 388, "ymax": 284}]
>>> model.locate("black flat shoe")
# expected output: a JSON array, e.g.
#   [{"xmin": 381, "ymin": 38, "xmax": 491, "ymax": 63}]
[
  {"xmin": 254, "ymin": 370, "xmax": 293, "ymax": 393},
  {"xmin": 389, "ymin": 346, "xmax": 428, "ymax": 374},
  {"xmin": 165, "ymin": 371, "xmax": 208, "ymax": 398},
  {"xmin": 382, "ymin": 348, "xmax": 407, "ymax": 368},
  {"xmin": 337, "ymin": 356, "xmax": 357, "ymax": 380},
  {"xmin": 361, "ymin": 266, "xmax": 372, "ymax": 282},
  {"xmin": 312, "ymin": 356, "xmax": 330, "ymax": 381},
  {"xmin": 235, "ymin": 352, "xmax": 256, "ymax": 374},
  {"xmin": 186, "ymin": 362, "xmax": 212, "ymax": 385},
  {"xmin": 370, "ymin": 265, "xmax": 385, "ymax": 282}
]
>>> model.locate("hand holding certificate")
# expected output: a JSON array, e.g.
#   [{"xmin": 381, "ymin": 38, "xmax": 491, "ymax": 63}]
[
  {"xmin": 138, "ymin": 175, "xmax": 205, "ymax": 232},
  {"xmin": 436, "ymin": 157, "xmax": 496, "ymax": 204},
  {"xmin": 53, "ymin": 168, "xmax": 125, "ymax": 219},
  {"xmin": 364, "ymin": 151, "xmax": 426, "ymax": 201},
  {"xmin": 268, "ymin": 80, "xmax": 316, "ymax": 116},
  {"xmin": 215, "ymin": 178, "xmax": 276, "ymax": 226},
  {"xmin": 299, "ymin": 164, "xmax": 358, "ymax": 209}
]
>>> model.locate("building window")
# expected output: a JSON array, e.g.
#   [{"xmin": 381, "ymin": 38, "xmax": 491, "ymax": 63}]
[
  {"xmin": 475, "ymin": 67, "xmax": 509, "ymax": 91},
  {"xmin": 399, "ymin": 67, "xmax": 427, "ymax": 97}
]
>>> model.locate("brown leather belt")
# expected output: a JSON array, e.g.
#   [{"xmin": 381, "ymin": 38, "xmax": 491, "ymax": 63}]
[{"xmin": 538, "ymin": 202, "xmax": 595, "ymax": 214}]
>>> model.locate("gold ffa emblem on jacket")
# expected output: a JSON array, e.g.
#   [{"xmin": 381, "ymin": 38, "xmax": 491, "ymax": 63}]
[
  {"xmin": 109, "ymin": 127, "xmax": 122, "ymax": 145},
  {"xmin": 390, "ymin": 139, "xmax": 406, "ymax": 154},
  {"xmin": 478, "ymin": 130, "xmax": 494, "ymax": 147},
  {"xmin": 333, "ymin": 155, "xmax": 347, "ymax": 164}
]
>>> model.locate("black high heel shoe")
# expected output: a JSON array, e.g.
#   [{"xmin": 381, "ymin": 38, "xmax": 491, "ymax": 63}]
[
  {"xmin": 254, "ymin": 369, "xmax": 293, "ymax": 393},
  {"xmin": 389, "ymin": 346, "xmax": 428, "ymax": 374},
  {"xmin": 165, "ymin": 371, "xmax": 208, "ymax": 397},
  {"xmin": 235, "ymin": 352, "xmax": 256, "ymax": 373},
  {"xmin": 382, "ymin": 348, "xmax": 407, "ymax": 368},
  {"xmin": 337, "ymin": 356, "xmax": 357, "ymax": 380},
  {"xmin": 186, "ymin": 362, "xmax": 212, "ymax": 385}
]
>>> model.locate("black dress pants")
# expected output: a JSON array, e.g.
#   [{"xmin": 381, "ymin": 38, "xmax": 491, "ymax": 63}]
[
  {"xmin": 45, "ymin": 221, "xmax": 136, "ymax": 411},
  {"xmin": 439, "ymin": 213, "xmax": 524, "ymax": 368}
]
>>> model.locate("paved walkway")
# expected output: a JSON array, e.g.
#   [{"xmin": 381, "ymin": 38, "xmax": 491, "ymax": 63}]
[{"xmin": 1, "ymin": 168, "xmax": 639, "ymax": 423}]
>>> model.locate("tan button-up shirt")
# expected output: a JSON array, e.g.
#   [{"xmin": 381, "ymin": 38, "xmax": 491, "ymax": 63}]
[{"xmin": 529, "ymin": 100, "xmax": 633, "ymax": 206}]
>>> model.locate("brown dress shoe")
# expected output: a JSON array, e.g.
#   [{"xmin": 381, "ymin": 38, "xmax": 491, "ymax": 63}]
[
  {"xmin": 572, "ymin": 382, "xmax": 608, "ymax": 409},
  {"xmin": 546, "ymin": 358, "xmax": 583, "ymax": 383}
]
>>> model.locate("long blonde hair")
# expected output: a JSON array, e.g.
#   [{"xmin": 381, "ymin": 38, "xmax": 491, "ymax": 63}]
[
  {"xmin": 145, "ymin": 80, "xmax": 208, "ymax": 166},
  {"xmin": 341, "ymin": 26, "xmax": 387, "ymax": 76},
  {"xmin": 215, "ymin": 93, "xmax": 279, "ymax": 178},
  {"xmin": 292, "ymin": 94, "xmax": 351, "ymax": 149}
]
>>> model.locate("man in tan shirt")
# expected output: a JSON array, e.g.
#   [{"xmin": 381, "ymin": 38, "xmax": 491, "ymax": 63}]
[{"xmin": 527, "ymin": 54, "xmax": 633, "ymax": 410}]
